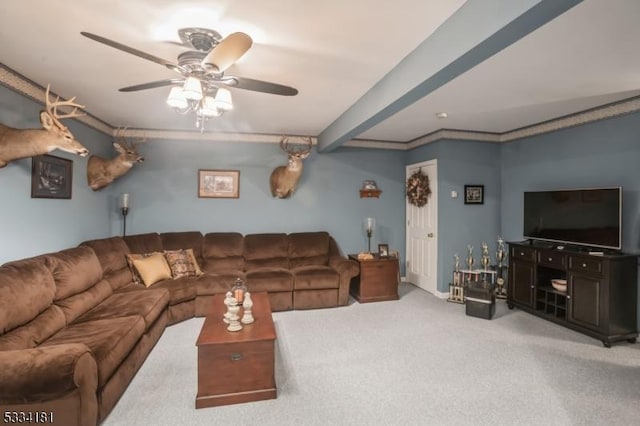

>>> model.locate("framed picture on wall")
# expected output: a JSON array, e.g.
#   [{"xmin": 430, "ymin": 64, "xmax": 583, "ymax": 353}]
[
  {"xmin": 198, "ymin": 169, "xmax": 240, "ymax": 198},
  {"xmin": 464, "ymin": 185, "xmax": 484, "ymax": 205},
  {"xmin": 31, "ymin": 154, "xmax": 73, "ymax": 199}
]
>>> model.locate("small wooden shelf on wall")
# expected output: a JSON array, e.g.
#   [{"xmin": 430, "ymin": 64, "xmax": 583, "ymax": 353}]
[{"xmin": 360, "ymin": 189, "xmax": 382, "ymax": 198}]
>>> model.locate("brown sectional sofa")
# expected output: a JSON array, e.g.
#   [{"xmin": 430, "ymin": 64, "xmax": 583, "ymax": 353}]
[{"xmin": 0, "ymin": 231, "xmax": 358, "ymax": 426}]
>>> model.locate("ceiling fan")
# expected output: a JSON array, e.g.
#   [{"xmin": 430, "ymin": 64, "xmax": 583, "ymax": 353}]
[{"xmin": 81, "ymin": 28, "xmax": 298, "ymax": 96}]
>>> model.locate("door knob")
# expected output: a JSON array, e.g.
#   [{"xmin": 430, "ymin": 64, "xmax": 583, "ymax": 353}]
[{"xmin": 428, "ymin": 233, "xmax": 434, "ymax": 238}]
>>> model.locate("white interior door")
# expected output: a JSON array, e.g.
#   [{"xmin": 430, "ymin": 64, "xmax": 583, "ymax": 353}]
[{"xmin": 405, "ymin": 160, "xmax": 438, "ymax": 294}]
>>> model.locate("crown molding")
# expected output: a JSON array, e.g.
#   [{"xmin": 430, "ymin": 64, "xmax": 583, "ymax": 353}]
[
  {"xmin": 3, "ymin": 64, "xmax": 640, "ymax": 151},
  {"xmin": 0, "ymin": 64, "xmax": 113, "ymax": 135}
]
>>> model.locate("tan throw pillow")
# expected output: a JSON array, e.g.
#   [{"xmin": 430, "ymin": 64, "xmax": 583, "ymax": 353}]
[
  {"xmin": 126, "ymin": 252, "xmax": 162, "ymax": 285},
  {"xmin": 185, "ymin": 248, "xmax": 204, "ymax": 276},
  {"xmin": 132, "ymin": 253, "xmax": 172, "ymax": 287},
  {"xmin": 164, "ymin": 249, "xmax": 198, "ymax": 279}
]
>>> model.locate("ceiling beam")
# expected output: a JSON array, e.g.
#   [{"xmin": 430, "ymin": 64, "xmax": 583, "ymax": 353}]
[{"xmin": 317, "ymin": 0, "xmax": 583, "ymax": 152}]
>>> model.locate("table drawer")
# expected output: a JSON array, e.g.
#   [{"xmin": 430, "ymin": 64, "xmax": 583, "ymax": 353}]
[
  {"xmin": 538, "ymin": 249, "xmax": 566, "ymax": 269},
  {"xmin": 511, "ymin": 246, "xmax": 536, "ymax": 262},
  {"xmin": 568, "ymin": 256, "xmax": 603, "ymax": 275}
]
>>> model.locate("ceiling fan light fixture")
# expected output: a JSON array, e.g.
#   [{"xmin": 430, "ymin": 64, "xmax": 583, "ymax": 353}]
[
  {"xmin": 201, "ymin": 96, "xmax": 222, "ymax": 117},
  {"xmin": 182, "ymin": 76, "xmax": 203, "ymax": 101},
  {"xmin": 214, "ymin": 87, "xmax": 233, "ymax": 111},
  {"xmin": 166, "ymin": 86, "xmax": 188, "ymax": 109}
]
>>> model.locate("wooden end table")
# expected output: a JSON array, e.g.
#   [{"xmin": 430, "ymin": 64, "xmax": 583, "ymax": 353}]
[
  {"xmin": 348, "ymin": 254, "xmax": 400, "ymax": 303},
  {"xmin": 195, "ymin": 292, "xmax": 276, "ymax": 408}
]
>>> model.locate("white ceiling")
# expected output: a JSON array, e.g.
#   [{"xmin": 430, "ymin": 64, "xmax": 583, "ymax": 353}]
[{"xmin": 1, "ymin": 1, "xmax": 640, "ymax": 145}]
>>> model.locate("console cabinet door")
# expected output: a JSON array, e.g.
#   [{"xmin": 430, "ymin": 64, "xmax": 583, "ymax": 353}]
[
  {"xmin": 510, "ymin": 259, "xmax": 535, "ymax": 308},
  {"xmin": 567, "ymin": 272, "xmax": 603, "ymax": 332}
]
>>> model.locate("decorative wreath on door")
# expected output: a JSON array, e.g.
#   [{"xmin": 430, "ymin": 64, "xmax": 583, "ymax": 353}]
[{"xmin": 406, "ymin": 169, "xmax": 431, "ymax": 207}]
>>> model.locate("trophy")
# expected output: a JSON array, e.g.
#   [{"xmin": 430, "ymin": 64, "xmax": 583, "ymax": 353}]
[
  {"xmin": 495, "ymin": 236, "xmax": 507, "ymax": 298},
  {"xmin": 454, "ymin": 253, "xmax": 460, "ymax": 272},
  {"xmin": 480, "ymin": 241, "xmax": 491, "ymax": 271},
  {"xmin": 466, "ymin": 245, "xmax": 474, "ymax": 270}
]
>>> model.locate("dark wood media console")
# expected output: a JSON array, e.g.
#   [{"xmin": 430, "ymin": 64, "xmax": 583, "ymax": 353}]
[{"xmin": 507, "ymin": 241, "xmax": 638, "ymax": 347}]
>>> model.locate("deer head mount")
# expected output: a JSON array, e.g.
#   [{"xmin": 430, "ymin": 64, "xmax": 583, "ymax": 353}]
[
  {"xmin": 86, "ymin": 128, "xmax": 145, "ymax": 191},
  {"xmin": 0, "ymin": 85, "xmax": 89, "ymax": 168},
  {"xmin": 269, "ymin": 136, "xmax": 312, "ymax": 199}
]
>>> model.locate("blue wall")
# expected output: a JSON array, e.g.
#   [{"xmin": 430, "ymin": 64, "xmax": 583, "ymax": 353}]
[
  {"xmin": 406, "ymin": 140, "xmax": 502, "ymax": 292},
  {"xmin": 501, "ymin": 112, "xmax": 640, "ymax": 254},
  {"xmin": 0, "ymin": 85, "xmax": 114, "ymax": 264},
  {"xmin": 107, "ymin": 139, "xmax": 407, "ymax": 263}
]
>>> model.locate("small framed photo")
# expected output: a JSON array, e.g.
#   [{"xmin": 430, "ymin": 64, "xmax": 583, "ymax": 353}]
[
  {"xmin": 198, "ymin": 170, "xmax": 240, "ymax": 198},
  {"xmin": 31, "ymin": 154, "xmax": 73, "ymax": 199},
  {"xmin": 378, "ymin": 243, "xmax": 389, "ymax": 258},
  {"xmin": 464, "ymin": 185, "xmax": 484, "ymax": 205}
]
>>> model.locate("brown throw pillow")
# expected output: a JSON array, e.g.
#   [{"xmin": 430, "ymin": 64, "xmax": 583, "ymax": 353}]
[
  {"xmin": 164, "ymin": 249, "xmax": 198, "ymax": 279},
  {"xmin": 132, "ymin": 253, "xmax": 172, "ymax": 287},
  {"xmin": 126, "ymin": 252, "xmax": 162, "ymax": 285}
]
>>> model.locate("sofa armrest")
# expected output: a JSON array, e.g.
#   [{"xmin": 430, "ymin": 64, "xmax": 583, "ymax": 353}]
[
  {"xmin": 329, "ymin": 256, "xmax": 360, "ymax": 306},
  {"xmin": 0, "ymin": 343, "xmax": 97, "ymax": 403}
]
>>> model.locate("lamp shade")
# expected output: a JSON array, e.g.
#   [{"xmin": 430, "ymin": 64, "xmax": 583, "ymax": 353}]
[
  {"xmin": 182, "ymin": 76, "xmax": 203, "ymax": 101},
  {"xmin": 119, "ymin": 193, "xmax": 130, "ymax": 209},
  {"xmin": 166, "ymin": 86, "xmax": 188, "ymax": 109},
  {"xmin": 214, "ymin": 87, "xmax": 233, "ymax": 111},
  {"xmin": 365, "ymin": 217, "xmax": 375, "ymax": 232}
]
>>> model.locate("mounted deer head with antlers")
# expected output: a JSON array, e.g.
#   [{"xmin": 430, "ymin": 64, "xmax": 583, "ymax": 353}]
[
  {"xmin": 86, "ymin": 128, "xmax": 145, "ymax": 191},
  {"xmin": 269, "ymin": 136, "xmax": 313, "ymax": 199},
  {"xmin": 0, "ymin": 85, "xmax": 89, "ymax": 168}
]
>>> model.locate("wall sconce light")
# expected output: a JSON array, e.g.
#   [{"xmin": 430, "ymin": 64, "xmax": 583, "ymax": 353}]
[{"xmin": 119, "ymin": 193, "xmax": 130, "ymax": 237}]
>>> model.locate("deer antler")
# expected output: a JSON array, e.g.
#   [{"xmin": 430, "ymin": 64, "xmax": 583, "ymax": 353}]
[
  {"xmin": 45, "ymin": 84, "xmax": 86, "ymax": 123},
  {"xmin": 280, "ymin": 136, "xmax": 312, "ymax": 154}
]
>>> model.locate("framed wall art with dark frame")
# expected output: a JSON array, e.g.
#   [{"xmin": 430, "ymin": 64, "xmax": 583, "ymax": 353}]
[
  {"xmin": 464, "ymin": 185, "xmax": 484, "ymax": 205},
  {"xmin": 378, "ymin": 243, "xmax": 390, "ymax": 258},
  {"xmin": 31, "ymin": 154, "xmax": 73, "ymax": 199},
  {"xmin": 198, "ymin": 169, "xmax": 240, "ymax": 198}
]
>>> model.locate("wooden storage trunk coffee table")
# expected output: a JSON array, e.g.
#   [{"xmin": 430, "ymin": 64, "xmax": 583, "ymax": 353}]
[{"xmin": 195, "ymin": 292, "xmax": 276, "ymax": 408}]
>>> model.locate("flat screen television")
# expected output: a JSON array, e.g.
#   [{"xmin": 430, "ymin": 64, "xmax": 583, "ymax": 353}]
[{"xmin": 523, "ymin": 187, "xmax": 622, "ymax": 250}]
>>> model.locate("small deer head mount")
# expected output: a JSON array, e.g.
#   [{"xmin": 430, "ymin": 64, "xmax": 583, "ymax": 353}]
[
  {"xmin": 0, "ymin": 85, "xmax": 88, "ymax": 168},
  {"xmin": 269, "ymin": 136, "xmax": 313, "ymax": 199},
  {"xmin": 86, "ymin": 128, "xmax": 145, "ymax": 191}
]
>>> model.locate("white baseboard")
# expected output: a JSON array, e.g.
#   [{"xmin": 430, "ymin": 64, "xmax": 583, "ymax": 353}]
[{"xmin": 402, "ymin": 279, "xmax": 450, "ymax": 299}]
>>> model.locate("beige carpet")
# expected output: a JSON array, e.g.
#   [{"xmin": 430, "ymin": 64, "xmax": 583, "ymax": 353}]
[{"xmin": 104, "ymin": 283, "xmax": 640, "ymax": 426}]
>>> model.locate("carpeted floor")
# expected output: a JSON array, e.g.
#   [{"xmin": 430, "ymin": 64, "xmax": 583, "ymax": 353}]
[{"xmin": 104, "ymin": 283, "xmax": 640, "ymax": 426}]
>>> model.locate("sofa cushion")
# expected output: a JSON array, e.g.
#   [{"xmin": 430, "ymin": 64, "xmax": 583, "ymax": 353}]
[
  {"xmin": 151, "ymin": 277, "xmax": 198, "ymax": 305},
  {"xmin": 80, "ymin": 237, "xmax": 132, "ymax": 291},
  {"xmin": 55, "ymin": 279, "xmax": 113, "ymax": 324},
  {"xmin": 44, "ymin": 246, "xmax": 104, "ymax": 301},
  {"xmin": 244, "ymin": 233, "xmax": 289, "ymax": 269},
  {"xmin": 123, "ymin": 233, "xmax": 163, "ymax": 255},
  {"xmin": 0, "ymin": 305, "xmax": 66, "ymax": 351},
  {"xmin": 42, "ymin": 316, "xmax": 145, "ymax": 387},
  {"xmin": 160, "ymin": 231, "xmax": 204, "ymax": 260},
  {"xmin": 80, "ymin": 237, "xmax": 130, "ymax": 275},
  {"xmin": 75, "ymin": 289, "xmax": 170, "ymax": 331},
  {"xmin": 203, "ymin": 232, "xmax": 245, "ymax": 271},
  {"xmin": 196, "ymin": 271, "xmax": 245, "ymax": 296},
  {"xmin": 292, "ymin": 265, "xmax": 340, "ymax": 290},
  {"xmin": 132, "ymin": 253, "xmax": 172, "ymax": 287},
  {"xmin": 288, "ymin": 232, "xmax": 330, "ymax": 268},
  {"xmin": 246, "ymin": 267, "xmax": 294, "ymax": 292},
  {"xmin": 0, "ymin": 257, "xmax": 55, "ymax": 335}
]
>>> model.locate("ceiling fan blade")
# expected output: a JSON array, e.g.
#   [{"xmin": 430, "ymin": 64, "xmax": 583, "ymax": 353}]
[
  {"xmin": 224, "ymin": 77, "xmax": 298, "ymax": 96},
  {"xmin": 202, "ymin": 32, "xmax": 252, "ymax": 72},
  {"xmin": 119, "ymin": 79, "xmax": 184, "ymax": 92},
  {"xmin": 81, "ymin": 31, "xmax": 178, "ymax": 68}
]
